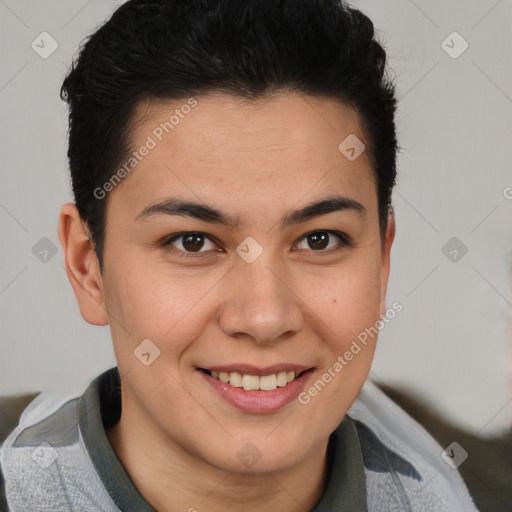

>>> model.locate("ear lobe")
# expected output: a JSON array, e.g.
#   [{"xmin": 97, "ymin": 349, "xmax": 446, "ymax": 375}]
[
  {"xmin": 58, "ymin": 203, "xmax": 108, "ymax": 326},
  {"xmin": 379, "ymin": 212, "xmax": 396, "ymax": 318}
]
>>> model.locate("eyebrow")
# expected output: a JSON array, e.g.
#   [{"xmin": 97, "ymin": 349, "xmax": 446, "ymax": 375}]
[{"xmin": 135, "ymin": 195, "xmax": 366, "ymax": 228}]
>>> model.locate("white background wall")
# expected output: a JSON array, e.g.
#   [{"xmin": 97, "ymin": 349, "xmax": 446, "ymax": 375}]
[{"xmin": 1, "ymin": 0, "xmax": 511, "ymax": 436}]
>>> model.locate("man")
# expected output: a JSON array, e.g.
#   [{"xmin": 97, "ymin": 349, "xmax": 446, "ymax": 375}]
[{"xmin": 0, "ymin": 0, "xmax": 478, "ymax": 510}]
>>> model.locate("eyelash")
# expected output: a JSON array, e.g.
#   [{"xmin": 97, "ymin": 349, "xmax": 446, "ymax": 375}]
[{"xmin": 161, "ymin": 230, "xmax": 352, "ymax": 258}]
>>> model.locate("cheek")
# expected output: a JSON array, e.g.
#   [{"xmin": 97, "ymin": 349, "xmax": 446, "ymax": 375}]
[
  {"xmin": 309, "ymin": 258, "xmax": 383, "ymax": 338},
  {"xmin": 103, "ymin": 259, "xmax": 220, "ymax": 348},
  {"xmin": 302, "ymin": 263, "xmax": 382, "ymax": 416}
]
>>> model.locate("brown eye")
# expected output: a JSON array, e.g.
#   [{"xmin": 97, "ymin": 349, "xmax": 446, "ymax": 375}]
[
  {"xmin": 181, "ymin": 233, "xmax": 206, "ymax": 252},
  {"xmin": 163, "ymin": 232, "xmax": 219, "ymax": 255},
  {"xmin": 307, "ymin": 232, "xmax": 329, "ymax": 250},
  {"xmin": 295, "ymin": 230, "xmax": 350, "ymax": 252}
]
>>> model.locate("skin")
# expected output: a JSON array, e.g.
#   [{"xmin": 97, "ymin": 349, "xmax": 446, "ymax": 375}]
[{"xmin": 59, "ymin": 91, "xmax": 395, "ymax": 512}]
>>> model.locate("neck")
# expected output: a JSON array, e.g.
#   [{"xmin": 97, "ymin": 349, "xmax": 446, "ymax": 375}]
[{"xmin": 106, "ymin": 401, "xmax": 330, "ymax": 512}]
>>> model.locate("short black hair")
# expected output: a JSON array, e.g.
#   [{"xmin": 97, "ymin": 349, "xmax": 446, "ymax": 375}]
[{"xmin": 61, "ymin": 0, "xmax": 398, "ymax": 270}]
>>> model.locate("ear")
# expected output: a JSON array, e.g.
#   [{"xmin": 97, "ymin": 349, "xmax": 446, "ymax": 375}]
[
  {"xmin": 58, "ymin": 203, "xmax": 108, "ymax": 326},
  {"xmin": 379, "ymin": 212, "xmax": 396, "ymax": 318}
]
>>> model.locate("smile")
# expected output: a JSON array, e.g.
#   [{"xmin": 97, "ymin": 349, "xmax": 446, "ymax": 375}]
[
  {"xmin": 197, "ymin": 364, "xmax": 315, "ymax": 413},
  {"xmin": 200, "ymin": 369, "xmax": 306, "ymax": 391}
]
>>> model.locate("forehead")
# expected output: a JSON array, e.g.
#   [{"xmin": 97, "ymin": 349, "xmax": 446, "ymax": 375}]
[
  {"xmin": 133, "ymin": 91, "xmax": 367, "ymax": 158},
  {"xmin": 108, "ymin": 91, "xmax": 377, "ymax": 223}
]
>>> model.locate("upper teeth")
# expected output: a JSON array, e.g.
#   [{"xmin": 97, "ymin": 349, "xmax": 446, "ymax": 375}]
[{"xmin": 211, "ymin": 370, "xmax": 297, "ymax": 391}]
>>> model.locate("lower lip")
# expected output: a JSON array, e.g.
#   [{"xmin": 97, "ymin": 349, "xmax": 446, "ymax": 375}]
[{"xmin": 198, "ymin": 369, "xmax": 315, "ymax": 414}]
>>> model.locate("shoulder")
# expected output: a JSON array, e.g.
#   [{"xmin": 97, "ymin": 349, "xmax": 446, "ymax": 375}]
[
  {"xmin": 0, "ymin": 388, "xmax": 104, "ymax": 512},
  {"xmin": 377, "ymin": 382, "xmax": 512, "ymax": 512},
  {"xmin": 0, "ymin": 373, "xmax": 122, "ymax": 512},
  {"xmin": 0, "ymin": 392, "xmax": 41, "ymax": 512},
  {"xmin": 348, "ymin": 380, "xmax": 479, "ymax": 511}
]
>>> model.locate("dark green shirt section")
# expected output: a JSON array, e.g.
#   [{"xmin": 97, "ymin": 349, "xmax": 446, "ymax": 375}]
[{"xmin": 78, "ymin": 367, "xmax": 367, "ymax": 511}]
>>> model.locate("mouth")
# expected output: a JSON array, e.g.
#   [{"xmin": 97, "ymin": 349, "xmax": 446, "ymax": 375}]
[
  {"xmin": 197, "ymin": 365, "xmax": 315, "ymax": 413},
  {"xmin": 198, "ymin": 368, "xmax": 311, "ymax": 391}
]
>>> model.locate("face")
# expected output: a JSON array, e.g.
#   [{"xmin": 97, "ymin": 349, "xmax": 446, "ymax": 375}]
[{"xmin": 65, "ymin": 92, "xmax": 394, "ymax": 474}]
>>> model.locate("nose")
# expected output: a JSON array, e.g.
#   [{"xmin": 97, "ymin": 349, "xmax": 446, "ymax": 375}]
[{"xmin": 217, "ymin": 252, "xmax": 304, "ymax": 346}]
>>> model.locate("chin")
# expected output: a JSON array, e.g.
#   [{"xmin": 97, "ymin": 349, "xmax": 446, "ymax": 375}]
[
  {"xmin": 210, "ymin": 436, "xmax": 315, "ymax": 475},
  {"xmin": 220, "ymin": 454, "xmax": 299, "ymax": 475}
]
